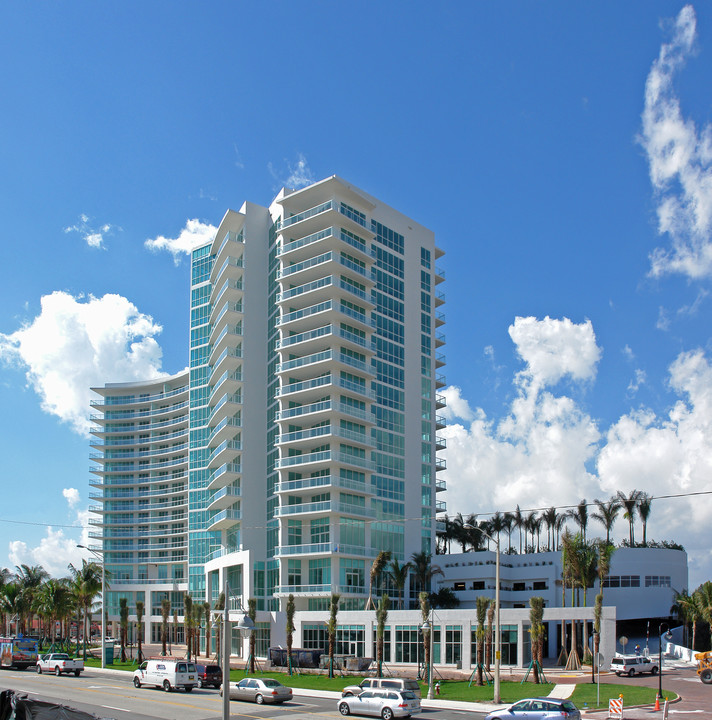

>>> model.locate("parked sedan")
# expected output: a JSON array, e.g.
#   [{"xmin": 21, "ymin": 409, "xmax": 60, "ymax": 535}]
[
  {"xmin": 485, "ymin": 698, "xmax": 581, "ymax": 720},
  {"xmin": 338, "ymin": 689, "xmax": 421, "ymax": 719},
  {"xmin": 220, "ymin": 677, "xmax": 292, "ymax": 704}
]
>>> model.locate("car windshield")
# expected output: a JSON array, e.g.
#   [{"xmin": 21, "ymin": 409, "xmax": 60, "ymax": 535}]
[
  {"xmin": 263, "ymin": 679, "xmax": 282, "ymax": 687},
  {"xmin": 401, "ymin": 691, "xmax": 416, "ymax": 700}
]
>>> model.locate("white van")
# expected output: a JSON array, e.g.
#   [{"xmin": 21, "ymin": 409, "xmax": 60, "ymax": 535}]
[{"xmin": 133, "ymin": 659, "xmax": 197, "ymax": 692}]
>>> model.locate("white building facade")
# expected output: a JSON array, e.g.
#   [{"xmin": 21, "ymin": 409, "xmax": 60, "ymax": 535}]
[{"xmin": 90, "ymin": 176, "xmax": 447, "ymax": 646}]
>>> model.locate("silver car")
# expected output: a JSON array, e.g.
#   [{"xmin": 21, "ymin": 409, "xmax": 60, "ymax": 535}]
[
  {"xmin": 220, "ymin": 677, "xmax": 293, "ymax": 704},
  {"xmin": 485, "ymin": 698, "xmax": 581, "ymax": 720},
  {"xmin": 338, "ymin": 689, "xmax": 421, "ymax": 719}
]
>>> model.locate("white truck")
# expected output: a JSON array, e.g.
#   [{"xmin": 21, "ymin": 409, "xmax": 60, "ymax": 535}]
[{"xmin": 36, "ymin": 653, "xmax": 84, "ymax": 676}]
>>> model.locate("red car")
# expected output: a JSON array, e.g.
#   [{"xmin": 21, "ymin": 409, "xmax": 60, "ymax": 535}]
[{"xmin": 195, "ymin": 663, "xmax": 222, "ymax": 689}]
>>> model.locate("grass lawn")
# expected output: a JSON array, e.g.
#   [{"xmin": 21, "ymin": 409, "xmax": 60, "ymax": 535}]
[{"xmin": 570, "ymin": 682, "xmax": 677, "ymax": 710}]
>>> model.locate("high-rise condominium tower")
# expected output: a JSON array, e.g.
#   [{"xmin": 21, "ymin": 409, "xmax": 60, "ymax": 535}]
[{"xmin": 90, "ymin": 176, "xmax": 446, "ymax": 638}]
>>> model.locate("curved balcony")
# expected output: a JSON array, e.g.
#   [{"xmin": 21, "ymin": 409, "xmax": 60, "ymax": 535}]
[
  {"xmin": 207, "ymin": 485, "xmax": 242, "ymax": 512},
  {"xmin": 208, "ymin": 324, "xmax": 243, "ymax": 366},
  {"xmin": 211, "ymin": 279, "xmax": 243, "ymax": 319},
  {"xmin": 207, "ymin": 462, "xmax": 241, "ymax": 491},
  {"xmin": 274, "ymin": 584, "xmax": 332, "ymax": 597},
  {"xmin": 206, "ymin": 439, "xmax": 242, "ymax": 470},
  {"xmin": 208, "ymin": 370, "xmax": 242, "ymax": 406},
  {"xmin": 277, "ymin": 300, "xmax": 373, "ymax": 337},
  {"xmin": 277, "ymin": 275, "xmax": 374, "ymax": 310},
  {"xmin": 211, "ymin": 300, "xmax": 243, "ymax": 338},
  {"xmin": 212, "ymin": 230, "xmax": 244, "ymax": 277},
  {"xmin": 210, "ymin": 255, "xmax": 244, "ymax": 287},
  {"xmin": 207, "ymin": 393, "xmax": 242, "ymax": 428},
  {"xmin": 207, "ymin": 416, "xmax": 242, "ymax": 449},
  {"xmin": 207, "ymin": 507, "xmax": 242, "ymax": 532},
  {"xmin": 211, "ymin": 346, "xmax": 242, "ymax": 379}
]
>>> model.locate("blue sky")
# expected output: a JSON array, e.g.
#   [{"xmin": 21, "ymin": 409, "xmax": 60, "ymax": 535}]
[{"xmin": 1, "ymin": 2, "xmax": 711, "ymax": 588}]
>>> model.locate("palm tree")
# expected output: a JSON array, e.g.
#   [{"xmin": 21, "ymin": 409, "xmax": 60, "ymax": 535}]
[
  {"xmin": 674, "ymin": 589, "xmax": 702, "ymax": 651},
  {"xmin": 485, "ymin": 599, "xmax": 495, "ymax": 670},
  {"xmin": 15, "ymin": 564, "xmax": 49, "ymax": 635},
  {"xmin": 136, "ymin": 600, "xmax": 144, "ymax": 663},
  {"xmin": 285, "ymin": 594, "xmax": 295, "ymax": 675},
  {"xmin": 529, "ymin": 597, "xmax": 545, "ymax": 683},
  {"xmin": 617, "ymin": 489, "xmax": 642, "ymax": 546},
  {"xmin": 203, "ymin": 601, "xmax": 211, "ymax": 658},
  {"xmin": 327, "ymin": 593, "xmax": 340, "ymax": 679},
  {"xmin": 410, "ymin": 552, "xmax": 443, "ymax": 602},
  {"xmin": 513, "ymin": 505, "xmax": 524, "ymax": 554},
  {"xmin": 183, "ymin": 594, "xmax": 193, "ymax": 660},
  {"xmin": 592, "ymin": 497, "xmax": 621, "ymax": 545},
  {"xmin": 194, "ymin": 604, "xmax": 203, "ymax": 660},
  {"xmin": 119, "ymin": 598, "xmax": 128, "ymax": 662},
  {"xmin": 695, "ymin": 581, "xmax": 712, "ymax": 640},
  {"xmin": 474, "ymin": 595, "xmax": 489, "ymax": 685},
  {"xmin": 35, "ymin": 580, "xmax": 71, "ymax": 649},
  {"xmin": 503, "ymin": 512, "xmax": 515, "ymax": 552},
  {"xmin": 542, "ymin": 507, "xmax": 558, "ymax": 551},
  {"xmin": 562, "ymin": 530, "xmax": 581, "ymax": 670},
  {"xmin": 593, "ymin": 540, "xmax": 614, "ymax": 682},
  {"xmin": 366, "ymin": 551, "xmax": 391, "ymax": 611},
  {"xmin": 386, "ymin": 559, "xmax": 411, "ymax": 610},
  {"xmin": 419, "ymin": 592, "xmax": 431, "ymax": 684},
  {"xmin": 554, "ymin": 513, "xmax": 567, "ymax": 551},
  {"xmin": 0, "ymin": 582, "xmax": 23, "ymax": 637},
  {"xmin": 638, "ymin": 493, "xmax": 653, "ymax": 546},
  {"xmin": 68, "ymin": 560, "xmax": 102, "ymax": 660},
  {"xmin": 161, "ymin": 597, "xmax": 170, "ymax": 656},
  {"xmin": 567, "ymin": 500, "xmax": 589, "ymax": 544},
  {"xmin": 375, "ymin": 594, "xmax": 389, "ymax": 678},
  {"xmin": 578, "ymin": 541, "xmax": 599, "ymax": 664},
  {"xmin": 247, "ymin": 598, "xmax": 257, "ymax": 674},
  {"xmin": 489, "ymin": 512, "xmax": 506, "ymax": 550}
]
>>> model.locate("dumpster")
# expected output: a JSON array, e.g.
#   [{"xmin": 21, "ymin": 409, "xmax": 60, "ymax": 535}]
[{"xmin": 104, "ymin": 644, "xmax": 114, "ymax": 665}]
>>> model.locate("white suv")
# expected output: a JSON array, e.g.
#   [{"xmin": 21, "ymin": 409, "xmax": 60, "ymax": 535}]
[{"xmin": 610, "ymin": 655, "xmax": 659, "ymax": 676}]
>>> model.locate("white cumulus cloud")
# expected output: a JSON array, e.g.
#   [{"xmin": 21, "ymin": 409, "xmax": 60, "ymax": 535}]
[
  {"xmin": 442, "ymin": 316, "xmax": 712, "ymax": 587},
  {"xmin": 269, "ymin": 153, "xmax": 315, "ymax": 190},
  {"xmin": 640, "ymin": 5, "xmax": 712, "ymax": 279},
  {"xmin": 0, "ymin": 291, "xmax": 166, "ymax": 436},
  {"xmin": 64, "ymin": 214, "xmax": 120, "ymax": 249},
  {"xmin": 145, "ymin": 219, "xmax": 217, "ymax": 265},
  {"xmin": 442, "ymin": 317, "xmax": 602, "ymax": 520}
]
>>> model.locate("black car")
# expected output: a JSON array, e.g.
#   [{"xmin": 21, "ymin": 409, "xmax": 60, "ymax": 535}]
[{"xmin": 195, "ymin": 663, "xmax": 222, "ymax": 689}]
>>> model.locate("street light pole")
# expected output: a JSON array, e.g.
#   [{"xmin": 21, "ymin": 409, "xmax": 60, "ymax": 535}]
[
  {"xmin": 464, "ymin": 524, "xmax": 501, "ymax": 704},
  {"xmin": 658, "ymin": 623, "xmax": 671, "ymax": 703},
  {"xmin": 220, "ymin": 577, "xmax": 254, "ymax": 720},
  {"xmin": 77, "ymin": 545, "xmax": 105, "ymax": 670}
]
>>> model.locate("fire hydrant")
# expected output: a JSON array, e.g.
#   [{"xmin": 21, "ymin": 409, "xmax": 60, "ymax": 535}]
[{"xmin": 435, "ymin": 681, "xmax": 440, "ymax": 696}]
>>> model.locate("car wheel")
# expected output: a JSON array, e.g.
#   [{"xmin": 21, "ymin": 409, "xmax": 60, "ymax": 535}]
[
  {"xmin": 133, "ymin": 677, "xmax": 141, "ymax": 688},
  {"xmin": 651, "ymin": 666, "xmax": 659, "ymax": 675},
  {"xmin": 255, "ymin": 694, "xmax": 264, "ymax": 704},
  {"xmin": 343, "ymin": 691, "xmax": 354, "ymax": 697},
  {"xmin": 185, "ymin": 686, "xmax": 193, "ymax": 693},
  {"xmin": 382, "ymin": 707, "xmax": 394, "ymax": 720},
  {"xmin": 55, "ymin": 667, "xmax": 61, "ymax": 676},
  {"xmin": 701, "ymin": 668, "xmax": 712, "ymax": 684},
  {"xmin": 628, "ymin": 668, "xmax": 636, "ymax": 677},
  {"xmin": 339, "ymin": 702, "xmax": 351, "ymax": 716},
  {"xmin": 74, "ymin": 670, "xmax": 80, "ymax": 677},
  {"xmin": 163, "ymin": 680, "xmax": 171, "ymax": 692},
  {"xmin": 198, "ymin": 679, "xmax": 204, "ymax": 689},
  {"xmin": 36, "ymin": 666, "xmax": 42, "ymax": 674}
]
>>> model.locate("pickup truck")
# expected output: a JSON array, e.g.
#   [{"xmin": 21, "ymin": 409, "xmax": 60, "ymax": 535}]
[{"xmin": 36, "ymin": 653, "xmax": 84, "ymax": 676}]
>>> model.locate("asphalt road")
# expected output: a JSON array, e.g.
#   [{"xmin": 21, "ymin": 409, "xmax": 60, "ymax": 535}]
[{"xmin": 0, "ymin": 668, "xmax": 490, "ymax": 720}]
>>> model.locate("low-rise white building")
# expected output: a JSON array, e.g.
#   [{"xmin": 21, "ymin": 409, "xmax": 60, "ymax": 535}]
[{"xmin": 437, "ymin": 547, "xmax": 687, "ymax": 622}]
